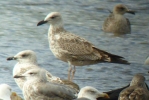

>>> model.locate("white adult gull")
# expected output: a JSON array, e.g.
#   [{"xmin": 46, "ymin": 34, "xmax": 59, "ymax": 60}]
[
  {"xmin": 0, "ymin": 84, "xmax": 23, "ymax": 100},
  {"xmin": 7, "ymin": 50, "xmax": 80, "ymax": 92},
  {"xmin": 37, "ymin": 12, "xmax": 130, "ymax": 81},
  {"xmin": 0, "ymin": 84, "xmax": 12, "ymax": 100},
  {"xmin": 76, "ymin": 86, "xmax": 109, "ymax": 100},
  {"xmin": 14, "ymin": 68, "xmax": 77, "ymax": 100}
]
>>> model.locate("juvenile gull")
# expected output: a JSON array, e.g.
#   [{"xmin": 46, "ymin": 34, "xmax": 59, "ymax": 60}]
[
  {"xmin": 102, "ymin": 4, "xmax": 135, "ymax": 35},
  {"xmin": 99, "ymin": 83, "xmax": 149, "ymax": 100},
  {"xmin": 7, "ymin": 50, "xmax": 79, "ymax": 92},
  {"xmin": 37, "ymin": 12, "xmax": 130, "ymax": 81},
  {"xmin": 14, "ymin": 68, "xmax": 77, "ymax": 100},
  {"xmin": 76, "ymin": 86, "xmax": 109, "ymax": 100},
  {"xmin": 118, "ymin": 74, "xmax": 149, "ymax": 100},
  {"xmin": 0, "ymin": 84, "xmax": 23, "ymax": 100}
]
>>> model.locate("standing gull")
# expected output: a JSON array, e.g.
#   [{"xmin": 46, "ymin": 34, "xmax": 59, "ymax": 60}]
[
  {"xmin": 37, "ymin": 12, "xmax": 130, "ymax": 81},
  {"xmin": 102, "ymin": 4, "xmax": 135, "ymax": 35},
  {"xmin": 76, "ymin": 86, "xmax": 109, "ymax": 100},
  {"xmin": 14, "ymin": 68, "xmax": 77, "ymax": 100},
  {"xmin": 118, "ymin": 74, "xmax": 149, "ymax": 100},
  {"xmin": 7, "ymin": 50, "xmax": 79, "ymax": 92}
]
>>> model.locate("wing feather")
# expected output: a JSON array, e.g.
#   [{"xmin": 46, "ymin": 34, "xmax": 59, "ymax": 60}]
[{"xmin": 37, "ymin": 82, "xmax": 76, "ymax": 99}]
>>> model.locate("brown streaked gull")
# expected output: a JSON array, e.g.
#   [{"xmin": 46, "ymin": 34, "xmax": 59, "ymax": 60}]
[
  {"xmin": 75, "ymin": 86, "xmax": 109, "ymax": 100},
  {"xmin": 98, "ymin": 83, "xmax": 148, "ymax": 100},
  {"xmin": 37, "ymin": 12, "xmax": 130, "ymax": 81},
  {"xmin": 0, "ymin": 84, "xmax": 23, "ymax": 100},
  {"xmin": 7, "ymin": 50, "xmax": 79, "ymax": 93},
  {"xmin": 102, "ymin": 4, "xmax": 135, "ymax": 35},
  {"xmin": 118, "ymin": 74, "xmax": 149, "ymax": 100},
  {"xmin": 14, "ymin": 68, "xmax": 77, "ymax": 100}
]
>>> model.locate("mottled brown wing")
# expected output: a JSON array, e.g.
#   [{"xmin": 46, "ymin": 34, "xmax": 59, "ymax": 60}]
[
  {"xmin": 119, "ymin": 86, "xmax": 149, "ymax": 100},
  {"xmin": 102, "ymin": 13, "xmax": 114, "ymax": 31},
  {"xmin": 128, "ymin": 88, "xmax": 149, "ymax": 100},
  {"xmin": 119, "ymin": 86, "xmax": 134, "ymax": 100},
  {"xmin": 58, "ymin": 32, "xmax": 95, "ymax": 55},
  {"xmin": 56, "ymin": 32, "xmax": 129, "ymax": 64}
]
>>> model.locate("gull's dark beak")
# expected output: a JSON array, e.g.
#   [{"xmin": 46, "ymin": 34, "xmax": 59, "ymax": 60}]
[
  {"xmin": 126, "ymin": 10, "xmax": 135, "ymax": 15},
  {"xmin": 13, "ymin": 75, "xmax": 24, "ymax": 78},
  {"xmin": 37, "ymin": 20, "xmax": 48, "ymax": 26},
  {"xmin": 7, "ymin": 57, "xmax": 15, "ymax": 61}
]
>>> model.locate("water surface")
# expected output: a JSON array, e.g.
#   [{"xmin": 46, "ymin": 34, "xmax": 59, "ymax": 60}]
[{"xmin": 0, "ymin": 0, "xmax": 149, "ymax": 97}]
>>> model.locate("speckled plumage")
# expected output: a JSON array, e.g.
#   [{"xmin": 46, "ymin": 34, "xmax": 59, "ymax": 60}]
[
  {"xmin": 37, "ymin": 12, "xmax": 129, "ymax": 80},
  {"xmin": 7, "ymin": 50, "xmax": 79, "ymax": 92},
  {"xmin": 118, "ymin": 74, "xmax": 149, "ymax": 100},
  {"xmin": 102, "ymin": 4, "xmax": 135, "ymax": 35},
  {"xmin": 15, "ymin": 68, "xmax": 77, "ymax": 100}
]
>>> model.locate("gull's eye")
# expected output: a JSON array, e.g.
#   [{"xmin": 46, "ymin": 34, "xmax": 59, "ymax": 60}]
[
  {"xmin": 119, "ymin": 7, "xmax": 125, "ymax": 10},
  {"xmin": 88, "ymin": 90, "xmax": 95, "ymax": 94},
  {"xmin": 22, "ymin": 54, "xmax": 27, "ymax": 57},
  {"xmin": 51, "ymin": 16, "xmax": 57, "ymax": 19},
  {"xmin": 51, "ymin": 16, "xmax": 55, "ymax": 19},
  {"xmin": 29, "ymin": 72, "xmax": 34, "ymax": 75}
]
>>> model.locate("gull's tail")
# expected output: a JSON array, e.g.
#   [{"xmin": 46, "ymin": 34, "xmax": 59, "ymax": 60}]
[{"xmin": 93, "ymin": 47, "xmax": 130, "ymax": 65}]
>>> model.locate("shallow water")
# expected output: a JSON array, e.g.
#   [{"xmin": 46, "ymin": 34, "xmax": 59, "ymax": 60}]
[{"xmin": 0, "ymin": 0, "xmax": 149, "ymax": 97}]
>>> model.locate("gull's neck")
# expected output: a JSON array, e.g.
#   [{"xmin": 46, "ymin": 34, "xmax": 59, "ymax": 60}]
[
  {"xmin": 130, "ymin": 80, "xmax": 148, "ymax": 90},
  {"xmin": 49, "ymin": 21, "xmax": 65, "ymax": 35}
]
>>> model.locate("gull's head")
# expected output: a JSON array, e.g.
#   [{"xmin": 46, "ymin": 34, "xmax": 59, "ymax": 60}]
[
  {"xmin": 7, "ymin": 50, "xmax": 37, "ymax": 64},
  {"xmin": 130, "ymin": 74, "xmax": 146, "ymax": 88},
  {"xmin": 113, "ymin": 4, "xmax": 135, "ymax": 15},
  {"xmin": 0, "ymin": 84, "xmax": 11, "ymax": 100},
  {"xmin": 37, "ymin": 12, "xmax": 63, "ymax": 27},
  {"xmin": 14, "ymin": 68, "xmax": 47, "ymax": 81},
  {"xmin": 78, "ymin": 86, "xmax": 109, "ymax": 100}
]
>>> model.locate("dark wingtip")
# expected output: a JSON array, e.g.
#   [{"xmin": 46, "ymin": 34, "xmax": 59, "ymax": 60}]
[
  {"xmin": 111, "ymin": 56, "xmax": 130, "ymax": 65},
  {"xmin": 119, "ymin": 59, "xmax": 130, "ymax": 65},
  {"xmin": 108, "ymin": 54, "xmax": 130, "ymax": 65},
  {"xmin": 7, "ymin": 57, "xmax": 14, "ymax": 61},
  {"xmin": 37, "ymin": 20, "xmax": 47, "ymax": 26}
]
